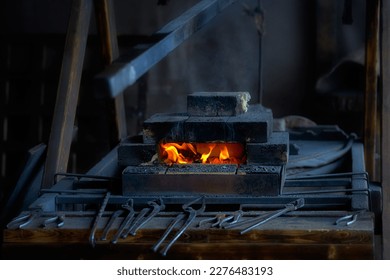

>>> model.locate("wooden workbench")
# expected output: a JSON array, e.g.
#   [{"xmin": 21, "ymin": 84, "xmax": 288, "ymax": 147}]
[{"xmin": 2, "ymin": 210, "xmax": 375, "ymax": 260}]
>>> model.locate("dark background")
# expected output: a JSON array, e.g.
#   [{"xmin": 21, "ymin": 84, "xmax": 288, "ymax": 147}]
[{"xmin": 0, "ymin": 0, "xmax": 367, "ymax": 208}]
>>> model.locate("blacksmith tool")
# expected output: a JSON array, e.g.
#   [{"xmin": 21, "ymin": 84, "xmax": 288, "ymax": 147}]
[
  {"xmin": 223, "ymin": 198, "xmax": 304, "ymax": 233},
  {"xmin": 6, "ymin": 209, "xmax": 42, "ymax": 229},
  {"xmin": 219, "ymin": 210, "xmax": 243, "ymax": 227},
  {"xmin": 240, "ymin": 198, "xmax": 305, "ymax": 234},
  {"xmin": 160, "ymin": 196, "xmax": 206, "ymax": 256},
  {"xmin": 100, "ymin": 209, "xmax": 124, "ymax": 241},
  {"xmin": 151, "ymin": 196, "xmax": 205, "ymax": 256},
  {"xmin": 125, "ymin": 198, "xmax": 165, "ymax": 237},
  {"xmin": 335, "ymin": 210, "xmax": 365, "ymax": 226},
  {"xmin": 89, "ymin": 192, "xmax": 111, "ymax": 248},
  {"xmin": 198, "ymin": 213, "xmax": 230, "ymax": 228},
  {"xmin": 151, "ymin": 212, "xmax": 186, "ymax": 253},
  {"xmin": 122, "ymin": 207, "xmax": 150, "ymax": 238},
  {"xmin": 111, "ymin": 199, "xmax": 135, "ymax": 244},
  {"xmin": 42, "ymin": 214, "xmax": 65, "ymax": 228}
]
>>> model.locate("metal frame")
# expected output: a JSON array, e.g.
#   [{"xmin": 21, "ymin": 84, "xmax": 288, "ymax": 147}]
[{"xmin": 94, "ymin": 0, "xmax": 238, "ymax": 98}]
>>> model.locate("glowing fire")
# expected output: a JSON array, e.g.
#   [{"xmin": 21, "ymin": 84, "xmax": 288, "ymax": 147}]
[{"xmin": 159, "ymin": 142, "xmax": 245, "ymax": 164}]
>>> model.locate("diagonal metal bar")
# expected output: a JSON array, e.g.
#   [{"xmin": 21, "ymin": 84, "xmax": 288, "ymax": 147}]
[{"xmin": 94, "ymin": 0, "xmax": 237, "ymax": 98}]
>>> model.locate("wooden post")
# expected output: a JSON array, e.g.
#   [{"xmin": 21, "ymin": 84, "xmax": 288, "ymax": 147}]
[
  {"xmin": 42, "ymin": 0, "xmax": 93, "ymax": 188},
  {"xmin": 364, "ymin": 0, "xmax": 380, "ymax": 181},
  {"xmin": 381, "ymin": 0, "xmax": 390, "ymax": 260},
  {"xmin": 94, "ymin": 0, "xmax": 127, "ymax": 141}
]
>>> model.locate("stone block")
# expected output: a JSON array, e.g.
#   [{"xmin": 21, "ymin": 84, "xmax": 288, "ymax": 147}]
[
  {"xmin": 246, "ymin": 132, "xmax": 289, "ymax": 165},
  {"xmin": 187, "ymin": 92, "xmax": 251, "ymax": 116},
  {"xmin": 142, "ymin": 113, "xmax": 188, "ymax": 144},
  {"xmin": 118, "ymin": 143, "xmax": 157, "ymax": 166}
]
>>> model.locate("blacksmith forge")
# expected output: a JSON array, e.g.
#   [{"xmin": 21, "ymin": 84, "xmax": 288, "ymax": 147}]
[{"xmin": 1, "ymin": 0, "xmax": 388, "ymax": 260}]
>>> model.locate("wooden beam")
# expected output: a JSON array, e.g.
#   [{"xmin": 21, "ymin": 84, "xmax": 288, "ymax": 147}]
[
  {"xmin": 364, "ymin": 0, "xmax": 380, "ymax": 180},
  {"xmin": 42, "ymin": 0, "xmax": 93, "ymax": 188},
  {"xmin": 381, "ymin": 0, "xmax": 390, "ymax": 260},
  {"xmin": 94, "ymin": 0, "xmax": 127, "ymax": 140}
]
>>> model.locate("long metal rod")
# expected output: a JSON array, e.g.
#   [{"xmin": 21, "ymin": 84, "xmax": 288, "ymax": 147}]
[
  {"xmin": 94, "ymin": 0, "xmax": 237, "ymax": 98},
  {"xmin": 54, "ymin": 195, "xmax": 351, "ymax": 209}
]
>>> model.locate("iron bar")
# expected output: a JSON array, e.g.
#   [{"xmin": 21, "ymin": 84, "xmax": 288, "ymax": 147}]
[
  {"xmin": 54, "ymin": 172, "xmax": 120, "ymax": 183},
  {"xmin": 89, "ymin": 192, "xmax": 111, "ymax": 247},
  {"xmin": 53, "ymin": 194, "xmax": 352, "ymax": 210},
  {"xmin": 94, "ymin": 0, "xmax": 238, "ymax": 98}
]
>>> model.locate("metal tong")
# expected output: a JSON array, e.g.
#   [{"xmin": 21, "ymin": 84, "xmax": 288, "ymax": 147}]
[
  {"xmin": 89, "ymin": 192, "xmax": 111, "ymax": 247},
  {"xmin": 7, "ymin": 209, "xmax": 66, "ymax": 229},
  {"xmin": 123, "ymin": 198, "xmax": 165, "ymax": 238},
  {"xmin": 224, "ymin": 198, "xmax": 305, "ymax": 234},
  {"xmin": 198, "ymin": 210, "xmax": 243, "ymax": 228},
  {"xmin": 335, "ymin": 210, "xmax": 365, "ymax": 226},
  {"xmin": 42, "ymin": 214, "xmax": 65, "ymax": 228},
  {"xmin": 6, "ymin": 209, "xmax": 42, "ymax": 229},
  {"xmin": 111, "ymin": 199, "xmax": 135, "ymax": 244},
  {"xmin": 152, "ymin": 196, "xmax": 206, "ymax": 256}
]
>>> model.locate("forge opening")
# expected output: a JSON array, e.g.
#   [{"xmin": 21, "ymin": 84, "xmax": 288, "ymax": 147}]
[{"xmin": 158, "ymin": 142, "xmax": 246, "ymax": 165}]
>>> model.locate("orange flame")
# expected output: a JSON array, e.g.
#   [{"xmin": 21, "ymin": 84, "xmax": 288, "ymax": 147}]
[
  {"xmin": 159, "ymin": 142, "xmax": 245, "ymax": 164},
  {"xmin": 200, "ymin": 144, "xmax": 216, "ymax": 163}
]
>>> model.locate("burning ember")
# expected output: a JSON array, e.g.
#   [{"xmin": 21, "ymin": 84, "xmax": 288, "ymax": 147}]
[{"xmin": 159, "ymin": 142, "xmax": 246, "ymax": 164}]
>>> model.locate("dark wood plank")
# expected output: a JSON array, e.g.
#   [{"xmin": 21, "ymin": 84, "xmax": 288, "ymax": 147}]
[
  {"xmin": 364, "ymin": 0, "xmax": 380, "ymax": 180},
  {"xmin": 2, "ymin": 212, "xmax": 374, "ymax": 259},
  {"xmin": 42, "ymin": 0, "xmax": 93, "ymax": 188},
  {"xmin": 381, "ymin": 0, "xmax": 390, "ymax": 260},
  {"xmin": 94, "ymin": 0, "xmax": 127, "ymax": 141},
  {"xmin": 1, "ymin": 243, "xmax": 374, "ymax": 260}
]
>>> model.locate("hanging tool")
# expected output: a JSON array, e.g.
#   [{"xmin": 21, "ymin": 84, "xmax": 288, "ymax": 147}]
[
  {"xmin": 223, "ymin": 198, "xmax": 304, "ymax": 233},
  {"xmin": 151, "ymin": 213, "xmax": 186, "ymax": 253},
  {"xmin": 89, "ymin": 192, "xmax": 111, "ymax": 247},
  {"xmin": 100, "ymin": 209, "xmax": 124, "ymax": 241},
  {"xmin": 125, "ymin": 198, "xmax": 165, "ymax": 237},
  {"xmin": 198, "ymin": 213, "xmax": 228, "ymax": 228},
  {"xmin": 240, "ymin": 198, "xmax": 304, "ymax": 234},
  {"xmin": 122, "ymin": 207, "xmax": 150, "ymax": 238},
  {"xmin": 220, "ymin": 210, "xmax": 243, "ymax": 227},
  {"xmin": 197, "ymin": 210, "xmax": 243, "ymax": 228},
  {"xmin": 151, "ymin": 196, "xmax": 205, "ymax": 256},
  {"xmin": 111, "ymin": 199, "xmax": 135, "ymax": 244}
]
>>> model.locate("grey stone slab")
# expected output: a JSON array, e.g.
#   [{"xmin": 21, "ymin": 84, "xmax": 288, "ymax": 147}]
[
  {"xmin": 187, "ymin": 91, "xmax": 251, "ymax": 116},
  {"xmin": 246, "ymin": 132, "xmax": 289, "ymax": 165},
  {"xmin": 142, "ymin": 113, "xmax": 188, "ymax": 144}
]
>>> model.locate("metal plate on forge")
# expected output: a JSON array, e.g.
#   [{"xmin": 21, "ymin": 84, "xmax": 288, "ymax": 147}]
[{"xmin": 122, "ymin": 164, "xmax": 282, "ymax": 196}]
